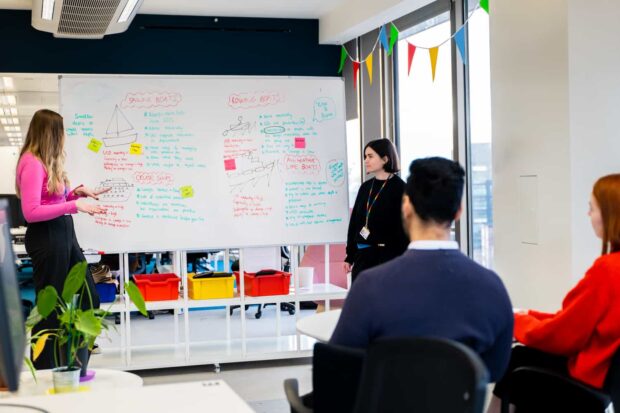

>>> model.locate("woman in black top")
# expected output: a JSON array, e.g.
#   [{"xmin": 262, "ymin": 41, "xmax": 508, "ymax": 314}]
[{"xmin": 344, "ymin": 139, "xmax": 409, "ymax": 283}]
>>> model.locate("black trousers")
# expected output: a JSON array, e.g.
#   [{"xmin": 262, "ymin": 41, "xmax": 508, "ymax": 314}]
[
  {"xmin": 25, "ymin": 215, "xmax": 100, "ymax": 369},
  {"xmin": 351, "ymin": 246, "xmax": 400, "ymax": 283}
]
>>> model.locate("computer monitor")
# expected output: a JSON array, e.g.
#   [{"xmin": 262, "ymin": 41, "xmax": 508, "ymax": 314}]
[
  {"xmin": 0, "ymin": 199, "xmax": 25, "ymax": 392},
  {"xmin": 0, "ymin": 194, "xmax": 26, "ymax": 228}
]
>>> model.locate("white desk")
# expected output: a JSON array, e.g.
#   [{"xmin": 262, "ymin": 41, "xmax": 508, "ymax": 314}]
[
  {"xmin": 1, "ymin": 369, "xmax": 143, "ymax": 398},
  {"xmin": 0, "ymin": 380, "xmax": 253, "ymax": 413},
  {"xmin": 296, "ymin": 309, "xmax": 342, "ymax": 342}
]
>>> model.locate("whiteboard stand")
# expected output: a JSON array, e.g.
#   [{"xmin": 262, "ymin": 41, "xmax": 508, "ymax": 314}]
[
  {"xmin": 325, "ymin": 245, "xmax": 330, "ymax": 311},
  {"xmin": 182, "ymin": 251, "xmax": 190, "ymax": 363},
  {"xmin": 239, "ymin": 249, "xmax": 247, "ymax": 356},
  {"xmin": 292, "ymin": 245, "xmax": 301, "ymax": 352}
]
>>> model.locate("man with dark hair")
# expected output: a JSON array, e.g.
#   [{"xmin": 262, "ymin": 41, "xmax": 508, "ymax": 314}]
[{"xmin": 331, "ymin": 157, "xmax": 514, "ymax": 381}]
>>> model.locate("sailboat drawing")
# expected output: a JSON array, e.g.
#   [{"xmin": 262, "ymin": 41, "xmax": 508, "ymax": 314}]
[{"xmin": 103, "ymin": 105, "xmax": 138, "ymax": 147}]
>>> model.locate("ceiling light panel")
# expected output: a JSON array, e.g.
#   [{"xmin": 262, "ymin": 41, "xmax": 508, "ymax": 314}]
[{"xmin": 0, "ymin": 95, "xmax": 16, "ymax": 105}]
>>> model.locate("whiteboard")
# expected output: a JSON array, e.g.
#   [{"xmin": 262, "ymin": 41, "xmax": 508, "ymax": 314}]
[{"xmin": 60, "ymin": 75, "xmax": 349, "ymax": 253}]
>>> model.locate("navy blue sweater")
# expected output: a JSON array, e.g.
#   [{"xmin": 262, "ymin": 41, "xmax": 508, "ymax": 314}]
[{"xmin": 330, "ymin": 248, "xmax": 514, "ymax": 381}]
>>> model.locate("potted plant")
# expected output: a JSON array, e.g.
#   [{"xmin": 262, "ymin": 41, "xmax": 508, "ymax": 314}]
[{"xmin": 25, "ymin": 261, "xmax": 147, "ymax": 393}]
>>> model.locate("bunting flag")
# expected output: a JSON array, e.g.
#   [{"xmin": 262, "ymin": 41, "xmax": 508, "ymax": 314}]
[
  {"xmin": 388, "ymin": 23, "xmax": 399, "ymax": 56},
  {"xmin": 365, "ymin": 53, "xmax": 373, "ymax": 85},
  {"xmin": 407, "ymin": 43, "xmax": 416, "ymax": 76},
  {"xmin": 480, "ymin": 0, "xmax": 489, "ymax": 13},
  {"xmin": 337, "ymin": 2, "xmax": 485, "ymax": 83},
  {"xmin": 379, "ymin": 26, "xmax": 390, "ymax": 53},
  {"xmin": 454, "ymin": 27, "xmax": 467, "ymax": 65},
  {"xmin": 429, "ymin": 47, "xmax": 439, "ymax": 81},
  {"xmin": 338, "ymin": 46, "xmax": 347, "ymax": 74}
]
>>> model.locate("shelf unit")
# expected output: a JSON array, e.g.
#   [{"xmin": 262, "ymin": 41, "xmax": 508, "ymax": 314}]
[{"xmin": 91, "ymin": 245, "xmax": 348, "ymax": 370}]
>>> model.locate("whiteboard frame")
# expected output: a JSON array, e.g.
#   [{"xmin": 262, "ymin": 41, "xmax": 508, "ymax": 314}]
[{"xmin": 59, "ymin": 74, "xmax": 350, "ymax": 253}]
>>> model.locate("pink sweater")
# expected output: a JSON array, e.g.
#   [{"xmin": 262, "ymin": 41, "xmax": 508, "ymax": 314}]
[{"xmin": 16, "ymin": 153, "xmax": 81, "ymax": 223}]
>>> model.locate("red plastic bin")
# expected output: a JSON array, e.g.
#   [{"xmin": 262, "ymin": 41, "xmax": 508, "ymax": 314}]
[
  {"xmin": 233, "ymin": 270, "xmax": 291, "ymax": 296},
  {"xmin": 133, "ymin": 273, "xmax": 180, "ymax": 301}
]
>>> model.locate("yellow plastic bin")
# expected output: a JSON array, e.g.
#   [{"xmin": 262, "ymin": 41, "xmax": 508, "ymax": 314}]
[{"xmin": 188, "ymin": 272, "xmax": 235, "ymax": 299}]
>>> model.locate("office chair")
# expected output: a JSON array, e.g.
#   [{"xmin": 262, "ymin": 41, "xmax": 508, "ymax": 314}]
[
  {"xmin": 354, "ymin": 337, "xmax": 489, "ymax": 413},
  {"xmin": 284, "ymin": 342, "xmax": 365, "ymax": 413},
  {"xmin": 500, "ymin": 347, "xmax": 620, "ymax": 413}
]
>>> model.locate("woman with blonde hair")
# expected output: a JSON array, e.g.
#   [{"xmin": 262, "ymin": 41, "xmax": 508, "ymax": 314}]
[
  {"xmin": 488, "ymin": 173, "xmax": 620, "ymax": 412},
  {"xmin": 16, "ymin": 109, "xmax": 109, "ymax": 369}
]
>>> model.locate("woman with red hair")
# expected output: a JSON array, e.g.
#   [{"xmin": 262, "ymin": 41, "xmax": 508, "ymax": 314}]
[{"xmin": 488, "ymin": 173, "xmax": 620, "ymax": 412}]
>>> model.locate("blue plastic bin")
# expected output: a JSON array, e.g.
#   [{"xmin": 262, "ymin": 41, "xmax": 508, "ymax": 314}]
[{"xmin": 95, "ymin": 283, "xmax": 116, "ymax": 303}]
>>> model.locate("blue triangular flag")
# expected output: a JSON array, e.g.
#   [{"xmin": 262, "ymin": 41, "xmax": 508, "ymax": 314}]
[
  {"xmin": 454, "ymin": 27, "xmax": 467, "ymax": 65},
  {"xmin": 379, "ymin": 26, "xmax": 390, "ymax": 52}
]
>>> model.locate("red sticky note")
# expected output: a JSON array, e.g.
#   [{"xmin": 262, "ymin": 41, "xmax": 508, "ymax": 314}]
[
  {"xmin": 294, "ymin": 137, "xmax": 306, "ymax": 149},
  {"xmin": 224, "ymin": 158, "xmax": 236, "ymax": 171}
]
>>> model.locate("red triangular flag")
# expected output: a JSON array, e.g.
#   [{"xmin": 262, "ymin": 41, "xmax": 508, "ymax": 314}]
[
  {"xmin": 407, "ymin": 43, "xmax": 416, "ymax": 76},
  {"xmin": 353, "ymin": 61, "xmax": 360, "ymax": 89}
]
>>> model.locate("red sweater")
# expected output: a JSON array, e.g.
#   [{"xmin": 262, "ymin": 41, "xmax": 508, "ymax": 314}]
[{"xmin": 514, "ymin": 251, "xmax": 620, "ymax": 388}]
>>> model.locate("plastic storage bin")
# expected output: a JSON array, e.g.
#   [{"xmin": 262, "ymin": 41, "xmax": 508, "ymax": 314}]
[
  {"xmin": 188, "ymin": 272, "xmax": 235, "ymax": 300},
  {"xmin": 133, "ymin": 273, "xmax": 180, "ymax": 301},
  {"xmin": 233, "ymin": 270, "xmax": 291, "ymax": 296},
  {"xmin": 95, "ymin": 283, "xmax": 116, "ymax": 303}
]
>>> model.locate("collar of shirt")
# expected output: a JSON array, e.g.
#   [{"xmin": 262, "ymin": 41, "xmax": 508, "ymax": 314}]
[{"xmin": 408, "ymin": 240, "xmax": 459, "ymax": 250}]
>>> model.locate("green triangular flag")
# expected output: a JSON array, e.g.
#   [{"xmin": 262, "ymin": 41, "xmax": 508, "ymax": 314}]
[
  {"xmin": 388, "ymin": 23, "xmax": 399, "ymax": 56},
  {"xmin": 480, "ymin": 0, "xmax": 489, "ymax": 13},
  {"xmin": 338, "ymin": 46, "xmax": 347, "ymax": 74}
]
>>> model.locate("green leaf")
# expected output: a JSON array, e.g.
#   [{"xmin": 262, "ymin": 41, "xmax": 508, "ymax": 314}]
[
  {"xmin": 62, "ymin": 261, "xmax": 87, "ymax": 303},
  {"xmin": 36, "ymin": 286, "xmax": 58, "ymax": 318},
  {"xmin": 125, "ymin": 281, "xmax": 147, "ymax": 317},
  {"xmin": 25, "ymin": 306, "xmax": 43, "ymax": 330},
  {"xmin": 58, "ymin": 309, "xmax": 72, "ymax": 326},
  {"xmin": 75, "ymin": 310, "xmax": 102, "ymax": 337},
  {"xmin": 24, "ymin": 357, "xmax": 37, "ymax": 383}
]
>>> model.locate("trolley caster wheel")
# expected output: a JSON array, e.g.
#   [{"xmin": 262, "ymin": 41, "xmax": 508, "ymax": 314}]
[
  {"xmin": 214, "ymin": 363, "xmax": 221, "ymax": 374},
  {"xmin": 147, "ymin": 311, "xmax": 154, "ymax": 320},
  {"xmin": 115, "ymin": 314, "xmax": 121, "ymax": 325},
  {"xmin": 288, "ymin": 309, "xmax": 296, "ymax": 315},
  {"xmin": 255, "ymin": 312, "xmax": 262, "ymax": 319}
]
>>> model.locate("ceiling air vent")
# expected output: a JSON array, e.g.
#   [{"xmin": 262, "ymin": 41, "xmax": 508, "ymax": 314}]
[{"xmin": 31, "ymin": 0, "xmax": 144, "ymax": 39}]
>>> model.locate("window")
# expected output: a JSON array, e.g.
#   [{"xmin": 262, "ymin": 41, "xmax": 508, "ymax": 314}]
[
  {"xmin": 468, "ymin": 5, "xmax": 493, "ymax": 267},
  {"xmin": 346, "ymin": 118, "xmax": 362, "ymax": 207},
  {"xmin": 396, "ymin": 12, "xmax": 453, "ymax": 172}
]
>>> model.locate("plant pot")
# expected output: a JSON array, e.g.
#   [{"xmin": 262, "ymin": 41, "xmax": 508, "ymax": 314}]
[{"xmin": 51, "ymin": 367, "xmax": 80, "ymax": 393}]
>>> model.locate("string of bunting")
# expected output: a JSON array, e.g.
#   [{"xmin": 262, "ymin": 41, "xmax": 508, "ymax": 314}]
[{"xmin": 338, "ymin": 0, "xmax": 489, "ymax": 87}]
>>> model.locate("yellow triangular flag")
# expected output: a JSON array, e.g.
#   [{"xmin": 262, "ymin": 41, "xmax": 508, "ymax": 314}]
[
  {"xmin": 429, "ymin": 47, "xmax": 439, "ymax": 81},
  {"xmin": 365, "ymin": 52, "xmax": 373, "ymax": 85}
]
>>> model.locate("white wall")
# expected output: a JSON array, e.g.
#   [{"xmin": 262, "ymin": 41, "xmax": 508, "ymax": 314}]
[
  {"xmin": 0, "ymin": 147, "xmax": 19, "ymax": 194},
  {"xmin": 491, "ymin": 0, "xmax": 620, "ymax": 311},
  {"xmin": 568, "ymin": 0, "xmax": 620, "ymax": 279},
  {"xmin": 490, "ymin": 0, "xmax": 572, "ymax": 311},
  {"xmin": 319, "ymin": 0, "xmax": 432, "ymax": 44}
]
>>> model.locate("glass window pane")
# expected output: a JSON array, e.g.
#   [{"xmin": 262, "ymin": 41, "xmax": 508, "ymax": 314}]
[
  {"xmin": 469, "ymin": 8, "xmax": 493, "ymax": 268},
  {"xmin": 396, "ymin": 12, "xmax": 453, "ymax": 173},
  {"xmin": 346, "ymin": 118, "xmax": 362, "ymax": 206}
]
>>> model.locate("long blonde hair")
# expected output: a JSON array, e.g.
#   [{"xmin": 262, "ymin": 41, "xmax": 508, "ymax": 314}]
[{"xmin": 16, "ymin": 109, "xmax": 69, "ymax": 197}]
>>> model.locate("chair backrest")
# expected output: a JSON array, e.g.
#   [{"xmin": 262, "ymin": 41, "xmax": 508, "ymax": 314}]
[
  {"xmin": 604, "ymin": 345, "xmax": 620, "ymax": 408},
  {"xmin": 353, "ymin": 337, "xmax": 489, "ymax": 413},
  {"xmin": 312, "ymin": 342, "xmax": 365, "ymax": 413}
]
